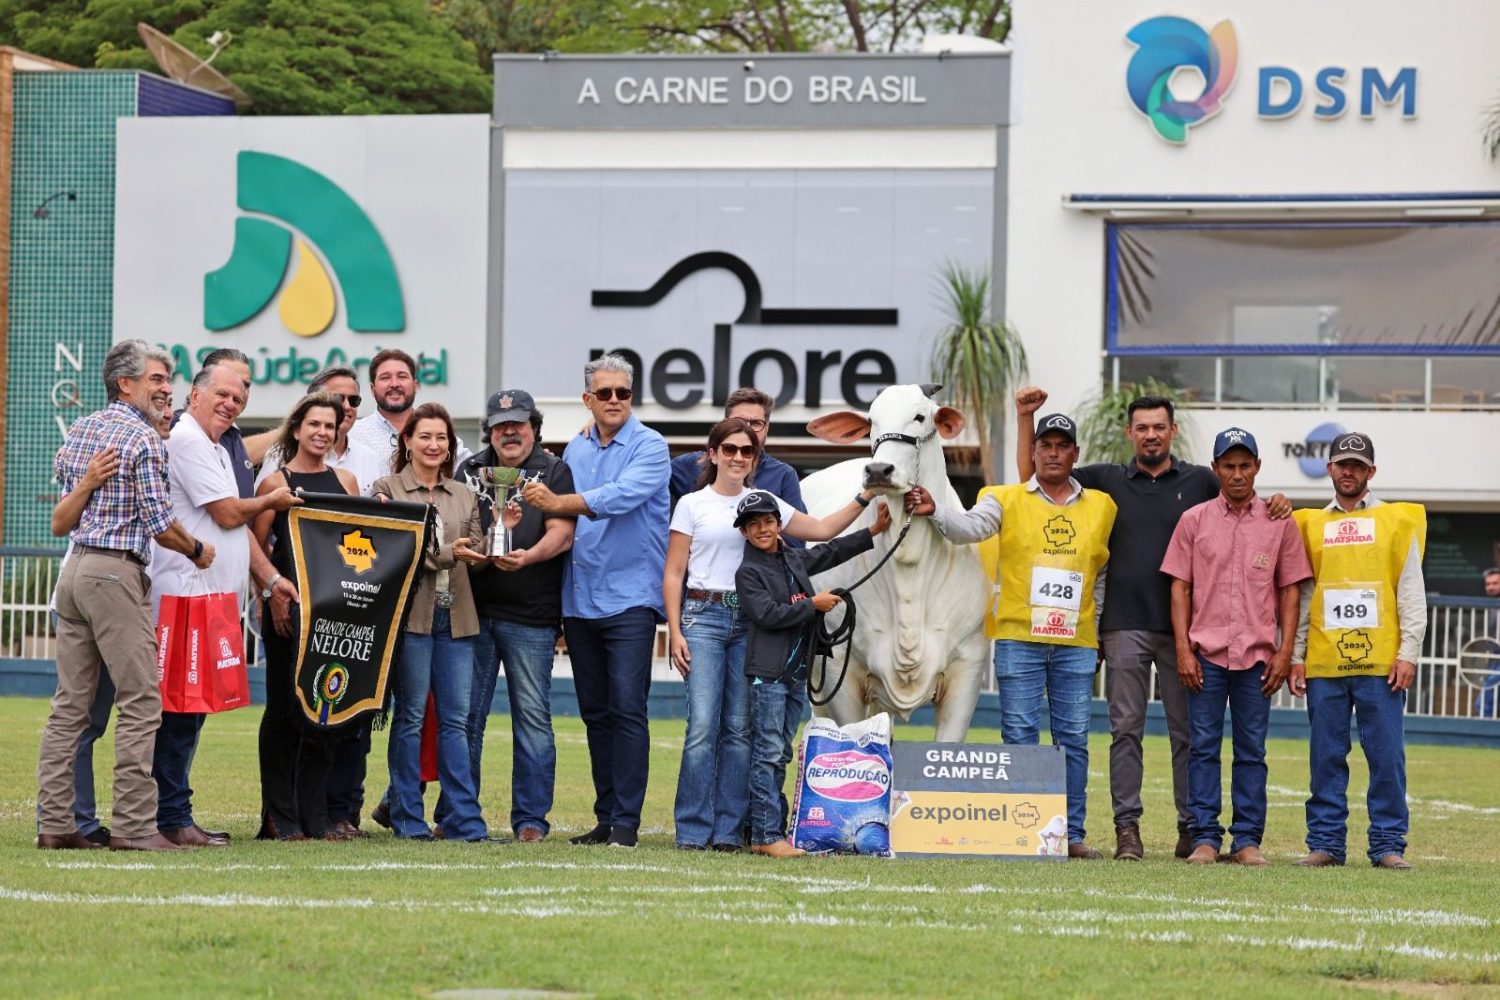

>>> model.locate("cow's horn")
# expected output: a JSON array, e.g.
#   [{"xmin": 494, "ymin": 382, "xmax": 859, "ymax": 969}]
[{"xmin": 919, "ymin": 382, "xmax": 943, "ymax": 399}]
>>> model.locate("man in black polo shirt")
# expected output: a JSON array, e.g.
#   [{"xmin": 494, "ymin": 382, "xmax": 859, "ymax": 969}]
[
  {"xmin": 1015, "ymin": 386, "xmax": 1286, "ymax": 861},
  {"xmin": 453, "ymin": 389, "xmax": 576, "ymax": 841}
]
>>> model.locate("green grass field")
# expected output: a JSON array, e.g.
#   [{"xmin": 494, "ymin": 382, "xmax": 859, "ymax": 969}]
[{"xmin": 1, "ymin": 696, "xmax": 1497, "ymax": 998}]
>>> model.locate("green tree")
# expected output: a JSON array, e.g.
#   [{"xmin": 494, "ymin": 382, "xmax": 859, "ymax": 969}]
[
  {"xmin": 929, "ymin": 262, "xmax": 1027, "ymax": 483},
  {"xmin": 0, "ymin": 0, "xmax": 491, "ymax": 115},
  {"xmin": 433, "ymin": 0, "xmax": 1011, "ymax": 65}
]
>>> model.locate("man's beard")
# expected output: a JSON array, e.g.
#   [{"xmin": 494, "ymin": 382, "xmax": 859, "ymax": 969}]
[{"xmin": 381, "ymin": 393, "xmax": 414, "ymax": 415}]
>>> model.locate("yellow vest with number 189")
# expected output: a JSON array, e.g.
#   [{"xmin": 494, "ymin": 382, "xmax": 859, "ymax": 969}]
[
  {"xmin": 1294, "ymin": 502, "xmax": 1425, "ymax": 678},
  {"xmin": 975, "ymin": 483, "xmax": 1116, "ymax": 648}
]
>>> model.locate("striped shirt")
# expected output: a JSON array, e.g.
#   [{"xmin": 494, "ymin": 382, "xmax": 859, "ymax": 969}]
[{"xmin": 55, "ymin": 401, "xmax": 174, "ymax": 564}]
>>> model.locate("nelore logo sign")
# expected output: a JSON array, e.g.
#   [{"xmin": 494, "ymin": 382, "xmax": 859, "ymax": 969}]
[
  {"xmin": 589, "ymin": 252, "xmax": 898, "ymax": 410},
  {"xmin": 1125, "ymin": 15, "xmax": 1417, "ymax": 144}
]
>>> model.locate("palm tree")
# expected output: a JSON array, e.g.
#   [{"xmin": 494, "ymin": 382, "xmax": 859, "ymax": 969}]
[
  {"xmin": 1076, "ymin": 377, "xmax": 1198, "ymax": 464},
  {"xmin": 929, "ymin": 263, "xmax": 1028, "ymax": 482}
]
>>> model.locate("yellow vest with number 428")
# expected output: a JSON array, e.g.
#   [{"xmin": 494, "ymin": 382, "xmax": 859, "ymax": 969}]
[
  {"xmin": 1294, "ymin": 502, "xmax": 1425, "ymax": 678},
  {"xmin": 976, "ymin": 483, "xmax": 1116, "ymax": 648}
]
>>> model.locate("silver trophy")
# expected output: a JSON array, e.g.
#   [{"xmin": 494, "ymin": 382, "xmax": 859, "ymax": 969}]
[{"xmin": 472, "ymin": 466, "xmax": 532, "ymax": 557}]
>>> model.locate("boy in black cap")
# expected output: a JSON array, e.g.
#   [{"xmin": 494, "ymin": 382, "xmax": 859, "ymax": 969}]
[{"xmin": 733, "ymin": 489, "xmax": 892, "ymax": 858}]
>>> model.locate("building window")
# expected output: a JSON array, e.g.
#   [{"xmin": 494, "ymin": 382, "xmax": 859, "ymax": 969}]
[{"xmin": 1106, "ymin": 221, "xmax": 1500, "ymax": 408}]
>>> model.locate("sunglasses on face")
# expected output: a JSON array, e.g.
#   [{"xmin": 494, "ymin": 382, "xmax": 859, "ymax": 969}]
[
  {"xmin": 718, "ymin": 443, "xmax": 757, "ymax": 459},
  {"xmin": 328, "ymin": 392, "xmax": 362, "ymax": 409},
  {"xmin": 591, "ymin": 387, "xmax": 633, "ymax": 402}
]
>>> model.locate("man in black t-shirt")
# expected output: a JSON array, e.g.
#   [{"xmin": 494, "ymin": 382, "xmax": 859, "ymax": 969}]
[
  {"xmin": 1015, "ymin": 387, "xmax": 1219, "ymax": 861},
  {"xmin": 451, "ymin": 389, "xmax": 576, "ymax": 842}
]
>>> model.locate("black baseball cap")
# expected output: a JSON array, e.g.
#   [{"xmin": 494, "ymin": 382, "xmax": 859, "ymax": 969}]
[
  {"xmin": 1328, "ymin": 431, "xmax": 1375, "ymax": 466},
  {"xmin": 734, "ymin": 490, "xmax": 781, "ymax": 528},
  {"xmin": 1034, "ymin": 413, "xmax": 1078, "ymax": 444},
  {"xmin": 484, "ymin": 389, "xmax": 535, "ymax": 430}
]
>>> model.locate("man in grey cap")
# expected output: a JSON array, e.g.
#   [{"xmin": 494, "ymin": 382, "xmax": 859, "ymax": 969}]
[
  {"xmin": 1288, "ymin": 432, "xmax": 1426, "ymax": 869},
  {"xmin": 449, "ymin": 389, "xmax": 576, "ymax": 841}
]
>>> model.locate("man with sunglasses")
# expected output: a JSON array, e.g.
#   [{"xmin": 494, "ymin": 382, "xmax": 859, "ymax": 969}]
[
  {"xmin": 523, "ymin": 354, "xmax": 670, "ymax": 849},
  {"xmin": 256, "ymin": 366, "xmax": 387, "ymax": 497}
]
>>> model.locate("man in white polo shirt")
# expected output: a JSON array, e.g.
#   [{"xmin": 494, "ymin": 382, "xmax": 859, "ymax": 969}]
[{"xmin": 150, "ymin": 363, "xmax": 298, "ymax": 846}]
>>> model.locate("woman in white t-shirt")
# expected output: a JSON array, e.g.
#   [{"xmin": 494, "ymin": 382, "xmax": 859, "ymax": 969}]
[{"xmin": 664, "ymin": 417, "xmax": 876, "ymax": 851}]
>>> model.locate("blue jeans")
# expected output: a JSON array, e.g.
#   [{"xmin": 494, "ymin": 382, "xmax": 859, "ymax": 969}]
[
  {"xmin": 994, "ymin": 640, "xmax": 1095, "ymax": 844},
  {"xmin": 1306, "ymin": 675, "xmax": 1408, "ymax": 864},
  {"xmin": 153, "ymin": 711, "xmax": 206, "ymax": 831},
  {"xmin": 563, "ymin": 608, "xmax": 656, "ymax": 831},
  {"xmin": 1187, "ymin": 656, "xmax": 1270, "ymax": 853},
  {"xmin": 749, "ymin": 676, "xmax": 806, "ymax": 845},
  {"xmin": 673, "ymin": 600, "xmax": 749, "ymax": 847},
  {"xmin": 451, "ymin": 615, "xmax": 558, "ymax": 836},
  {"xmin": 388, "ymin": 608, "xmax": 487, "ymax": 840}
]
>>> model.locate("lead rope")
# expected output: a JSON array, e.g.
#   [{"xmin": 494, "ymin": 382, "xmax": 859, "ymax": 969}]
[{"xmin": 806, "ymin": 508, "xmax": 916, "ymax": 708}]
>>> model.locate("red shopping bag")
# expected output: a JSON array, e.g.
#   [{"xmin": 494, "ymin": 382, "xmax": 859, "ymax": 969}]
[
  {"xmin": 419, "ymin": 693, "xmax": 439, "ymax": 782},
  {"xmin": 155, "ymin": 591, "xmax": 250, "ymax": 713}
]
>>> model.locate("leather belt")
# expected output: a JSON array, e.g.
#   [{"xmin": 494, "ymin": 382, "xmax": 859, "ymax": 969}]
[
  {"xmin": 685, "ymin": 588, "xmax": 737, "ymax": 608},
  {"xmin": 79, "ymin": 544, "xmax": 145, "ymax": 567}
]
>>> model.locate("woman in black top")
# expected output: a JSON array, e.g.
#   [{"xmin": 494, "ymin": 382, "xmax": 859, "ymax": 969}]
[{"xmin": 252, "ymin": 392, "xmax": 359, "ymax": 840}]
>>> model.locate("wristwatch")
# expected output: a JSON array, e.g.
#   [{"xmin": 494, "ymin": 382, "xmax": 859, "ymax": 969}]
[
  {"xmin": 261, "ymin": 573, "xmax": 282, "ymax": 600},
  {"xmin": 192, "ymin": 539, "xmax": 204, "ymax": 560}
]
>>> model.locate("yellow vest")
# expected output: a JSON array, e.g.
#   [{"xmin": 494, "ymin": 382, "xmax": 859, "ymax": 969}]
[
  {"xmin": 976, "ymin": 483, "xmax": 1116, "ymax": 648},
  {"xmin": 1294, "ymin": 502, "xmax": 1426, "ymax": 678}
]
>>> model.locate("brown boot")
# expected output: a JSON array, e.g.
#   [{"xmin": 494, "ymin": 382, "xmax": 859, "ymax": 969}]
[
  {"xmin": 1175, "ymin": 821, "xmax": 1193, "ymax": 859},
  {"xmin": 750, "ymin": 839, "xmax": 807, "ymax": 859},
  {"xmin": 1230, "ymin": 844, "xmax": 1270, "ymax": 866},
  {"xmin": 1113, "ymin": 823, "xmax": 1143, "ymax": 861},
  {"xmin": 1067, "ymin": 842, "xmax": 1103, "ymax": 860},
  {"xmin": 1296, "ymin": 851, "xmax": 1343, "ymax": 867},
  {"xmin": 1374, "ymin": 853, "xmax": 1412, "ymax": 870},
  {"xmin": 1185, "ymin": 843, "xmax": 1218, "ymax": 864}
]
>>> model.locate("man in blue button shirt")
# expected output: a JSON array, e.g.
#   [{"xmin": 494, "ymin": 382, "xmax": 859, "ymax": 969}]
[{"xmin": 523, "ymin": 354, "xmax": 669, "ymax": 848}]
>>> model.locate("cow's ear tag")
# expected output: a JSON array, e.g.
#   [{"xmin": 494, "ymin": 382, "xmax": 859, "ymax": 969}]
[{"xmin": 933, "ymin": 406, "xmax": 967, "ymax": 440}]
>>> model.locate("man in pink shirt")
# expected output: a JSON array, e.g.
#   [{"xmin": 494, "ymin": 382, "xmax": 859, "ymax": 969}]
[{"xmin": 1161, "ymin": 428, "xmax": 1312, "ymax": 867}]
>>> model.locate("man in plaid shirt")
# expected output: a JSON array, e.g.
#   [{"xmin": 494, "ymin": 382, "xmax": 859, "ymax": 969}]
[{"xmin": 36, "ymin": 340, "xmax": 216, "ymax": 853}]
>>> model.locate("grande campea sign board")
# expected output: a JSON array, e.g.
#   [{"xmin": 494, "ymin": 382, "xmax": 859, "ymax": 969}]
[{"xmin": 890, "ymin": 743, "xmax": 1068, "ymax": 860}]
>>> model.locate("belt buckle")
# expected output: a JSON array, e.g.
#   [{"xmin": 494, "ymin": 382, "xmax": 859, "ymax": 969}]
[
  {"xmin": 723, "ymin": 591, "xmax": 738, "ymax": 609},
  {"xmin": 434, "ymin": 591, "xmax": 454, "ymax": 609}
]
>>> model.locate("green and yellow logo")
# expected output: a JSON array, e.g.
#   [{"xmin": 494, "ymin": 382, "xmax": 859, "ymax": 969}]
[{"xmin": 204, "ymin": 151, "xmax": 404, "ymax": 336}]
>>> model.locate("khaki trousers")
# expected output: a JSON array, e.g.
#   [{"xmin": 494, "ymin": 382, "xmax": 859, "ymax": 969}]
[{"xmin": 37, "ymin": 548, "xmax": 162, "ymax": 838}]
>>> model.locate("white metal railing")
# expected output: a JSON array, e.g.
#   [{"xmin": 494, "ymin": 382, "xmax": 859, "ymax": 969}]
[
  {"xmin": 0, "ymin": 549, "xmax": 263, "ymax": 665},
  {"xmin": 1081, "ymin": 597, "xmax": 1500, "ymax": 721},
  {"xmin": 4, "ymin": 549, "xmax": 1498, "ymax": 722}
]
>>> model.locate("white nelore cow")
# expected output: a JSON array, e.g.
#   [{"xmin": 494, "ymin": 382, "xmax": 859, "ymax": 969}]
[{"xmin": 800, "ymin": 383, "xmax": 991, "ymax": 742}]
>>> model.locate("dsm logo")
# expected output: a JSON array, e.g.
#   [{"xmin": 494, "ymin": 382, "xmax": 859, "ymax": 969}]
[
  {"xmin": 205, "ymin": 152, "xmax": 404, "ymax": 337},
  {"xmin": 1125, "ymin": 16, "xmax": 1237, "ymax": 145}
]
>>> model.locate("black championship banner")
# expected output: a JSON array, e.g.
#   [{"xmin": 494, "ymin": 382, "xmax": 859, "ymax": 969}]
[{"xmin": 285, "ymin": 492, "xmax": 433, "ymax": 732}]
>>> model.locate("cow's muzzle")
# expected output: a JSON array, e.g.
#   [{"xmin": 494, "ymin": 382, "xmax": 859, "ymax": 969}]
[{"xmin": 862, "ymin": 462, "xmax": 905, "ymax": 492}]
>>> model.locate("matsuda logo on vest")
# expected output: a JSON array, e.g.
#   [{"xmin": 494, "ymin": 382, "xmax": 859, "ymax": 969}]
[
  {"xmin": 1335, "ymin": 629, "xmax": 1374, "ymax": 665},
  {"xmin": 339, "ymin": 529, "xmax": 378, "ymax": 575},
  {"xmin": 1042, "ymin": 514, "xmax": 1077, "ymax": 552},
  {"xmin": 1325, "ymin": 517, "xmax": 1375, "ymax": 546}
]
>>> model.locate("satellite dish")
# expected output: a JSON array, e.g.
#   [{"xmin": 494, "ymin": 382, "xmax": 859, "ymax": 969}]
[{"xmin": 137, "ymin": 23, "xmax": 252, "ymax": 109}]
